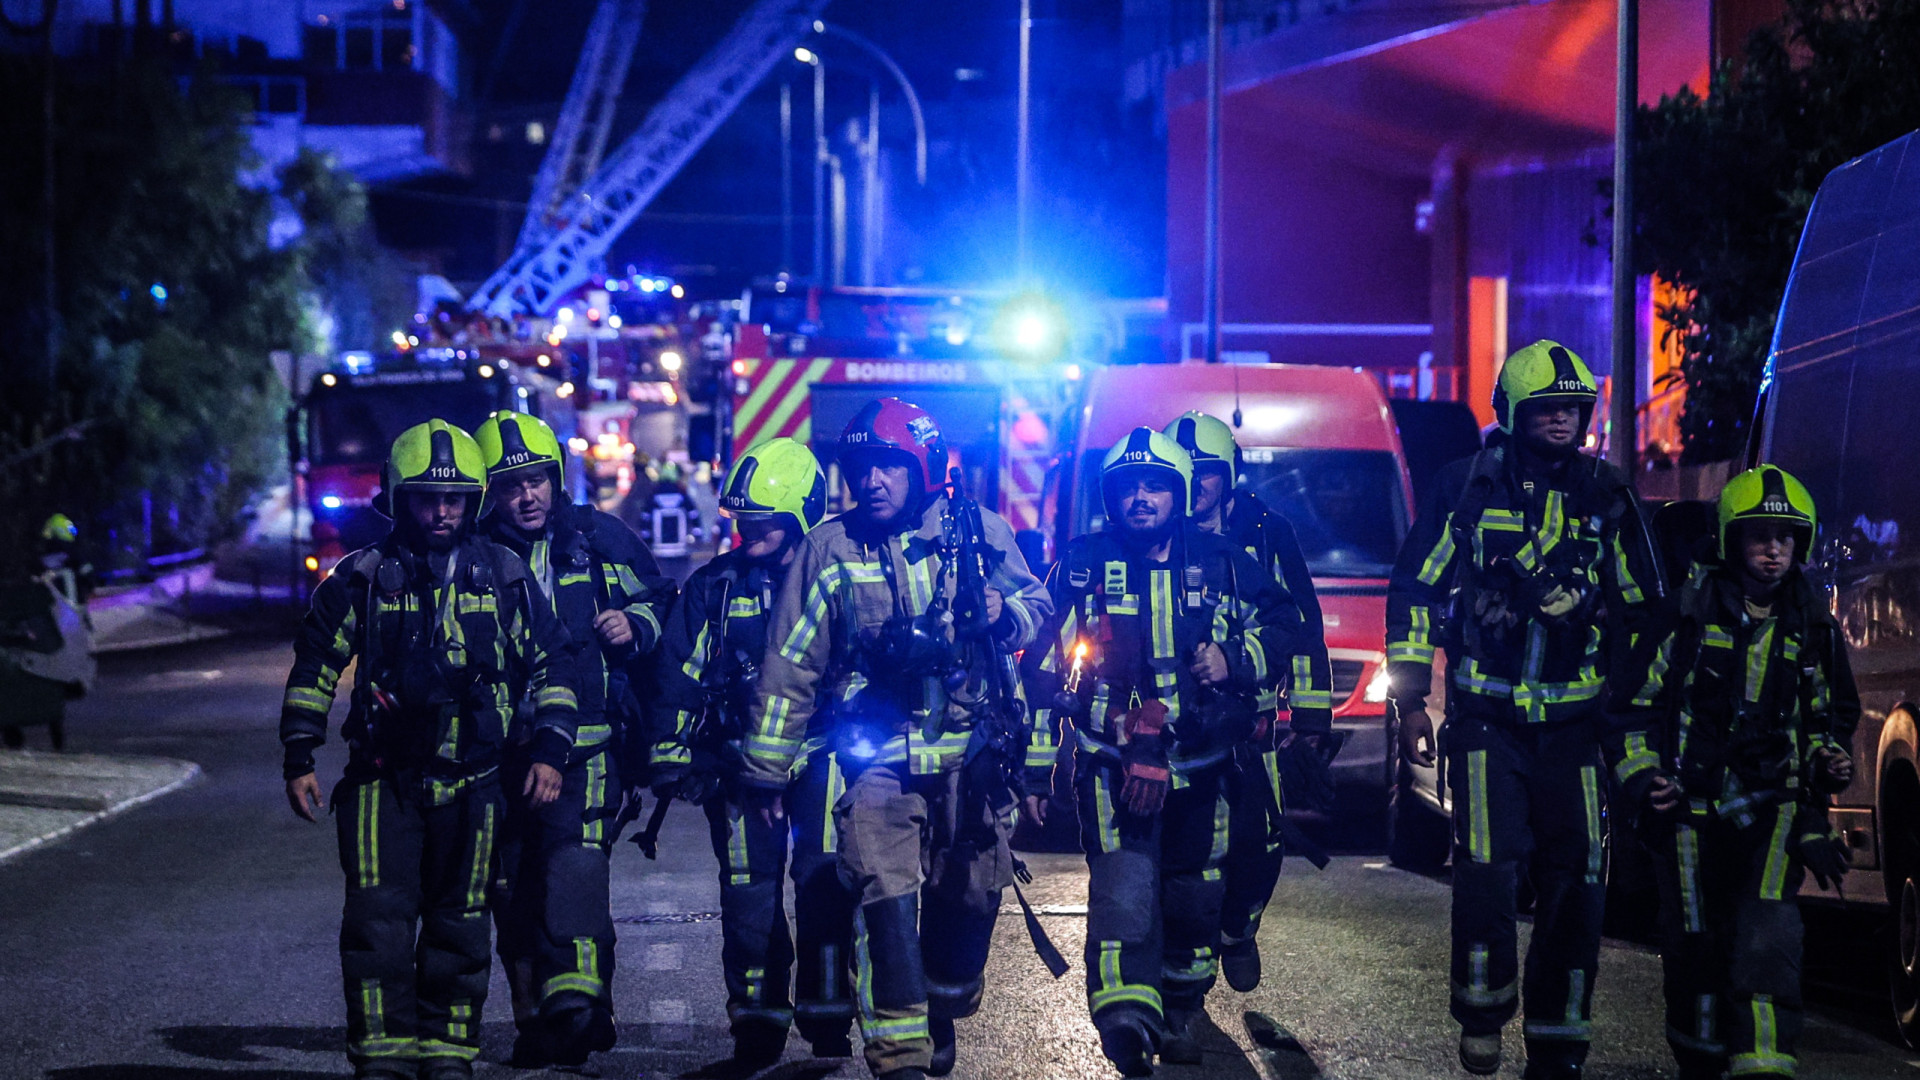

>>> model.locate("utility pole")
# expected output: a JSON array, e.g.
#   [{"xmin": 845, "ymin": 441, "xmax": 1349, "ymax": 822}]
[
  {"xmin": 780, "ymin": 81, "xmax": 793, "ymax": 275},
  {"xmin": 1016, "ymin": 0, "xmax": 1031, "ymax": 280},
  {"xmin": 1609, "ymin": 0, "xmax": 1639, "ymax": 471},
  {"xmin": 862, "ymin": 83, "xmax": 880, "ymax": 286},
  {"xmin": 810, "ymin": 51, "xmax": 826, "ymax": 283},
  {"xmin": 1203, "ymin": 0, "xmax": 1222, "ymax": 364}
]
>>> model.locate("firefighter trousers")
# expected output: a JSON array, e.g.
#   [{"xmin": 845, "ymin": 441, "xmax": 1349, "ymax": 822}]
[
  {"xmin": 788, "ymin": 749, "xmax": 858, "ymax": 1047},
  {"xmin": 1221, "ymin": 743, "xmax": 1285, "ymax": 950},
  {"xmin": 1445, "ymin": 713, "xmax": 1606, "ymax": 1071},
  {"xmin": 704, "ymin": 784, "xmax": 795, "ymax": 1039},
  {"xmin": 1075, "ymin": 754, "xmax": 1232, "ymax": 1038},
  {"xmin": 335, "ymin": 768, "xmax": 502, "ymax": 1068},
  {"xmin": 834, "ymin": 762, "xmax": 1013, "ymax": 1076},
  {"xmin": 491, "ymin": 747, "xmax": 620, "ymax": 1052},
  {"xmin": 1648, "ymin": 802, "xmax": 1808, "ymax": 1078}
]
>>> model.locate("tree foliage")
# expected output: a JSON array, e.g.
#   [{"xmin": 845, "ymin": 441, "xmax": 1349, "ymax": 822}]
[
  {"xmin": 0, "ymin": 57, "xmax": 375, "ymax": 571},
  {"xmin": 1631, "ymin": 0, "xmax": 1920, "ymax": 462}
]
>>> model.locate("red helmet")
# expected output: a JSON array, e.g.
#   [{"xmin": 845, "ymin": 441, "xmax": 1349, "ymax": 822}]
[{"xmin": 840, "ymin": 397, "xmax": 950, "ymax": 497}]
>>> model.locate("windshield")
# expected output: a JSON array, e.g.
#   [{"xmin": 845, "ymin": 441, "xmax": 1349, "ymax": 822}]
[
  {"xmin": 308, "ymin": 382, "xmax": 500, "ymax": 466},
  {"xmin": 1075, "ymin": 446, "xmax": 1408, "ymax": 578}
]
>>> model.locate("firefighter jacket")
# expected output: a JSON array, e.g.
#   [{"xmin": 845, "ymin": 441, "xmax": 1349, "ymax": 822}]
[
  {"xmin": 1022, "ymin": 523, "xmax": 1306, "ymax": 788},
  {"xmin": 650, "ymin": 548, "xmax": 793, "ymax": 776},
  {"xmin": 485, "ymin": 504, "xmax": 675, "ymax": 769},
  {"xmin": 279, "ymin": 532, "xmax": 580, "ymax": 789},
  {"xmin": 739, "ymin": 496, "xmax": 1052, "ymax": 790},
  {"xmin": 1607, "ymin": 560, "xmax": 1859, "ymax": 824},
  {"xmin": 1223, "ymin": 488, "xmax": 1335, "ymax": 728},
  {"xmin": 1386, "ymin": 444, "xmax": 1661, "ymax": 728}
]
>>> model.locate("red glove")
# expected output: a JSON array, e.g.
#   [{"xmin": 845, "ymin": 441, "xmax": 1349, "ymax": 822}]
[{"xmin": 1117, "ymin": 700, "xmax": 1170, "ymax": 817}]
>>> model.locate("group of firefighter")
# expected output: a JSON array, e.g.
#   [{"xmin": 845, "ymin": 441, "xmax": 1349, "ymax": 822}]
[{"xmin": 279, "ymin": 337, "xmax": 1856, "ymax": 1080}]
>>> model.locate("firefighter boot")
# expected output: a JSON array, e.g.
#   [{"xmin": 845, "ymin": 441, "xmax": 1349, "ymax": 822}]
[
  {"xmin": 928, "ymin": 1015, "xmax": 957, "ymax": 1077},
  {"xmin": 507, "ymin": 1019, "xmax": 548, "ymax": 1069},
  {"xmin": 1460, "ymin": 1031, "xmax": 1502, "ymax": 1075},
  {"xmin": 1159, "ymin": 1010, "xmax": 1203, "ymax": 1065},
  {"xmin": 417, "ymin": 1059, "xmax": 472, "ymax": 1080},
  {"xmin": 1098, "ymin": 1013, "xmax": 1158, "ymax": 1078},
  {"xmin": 544, "ymin": 990, "xmax": 615, "ymax": 1067},
  {"xmin": 1220, "ymin": 936, "xmax": 1261, "ymax": 993},
  {"xmin": 734, "ymin": 1019, "xmax": 788, "ymax": 1071}
]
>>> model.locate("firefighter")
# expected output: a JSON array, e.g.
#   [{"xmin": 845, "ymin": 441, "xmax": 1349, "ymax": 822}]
[
  {"xmin": 648, "ymin": 437, "xmax": 856, "ymax": 1068},
  {"xmin": 1162, "ymin": 410, "xmax": 1335, "ymax": 992},
  {"xmin": 1023, "ymin": 427, "xmax": 1304, "ymax": 1076},
  {"xmin": 279, "ymin": 419, "xmax": 579, "ymax": 1080},
  {"xmin": 473, "ymin": 409, "xmax": 676, "ymax": 1068},
  {"xmin": 739, "ymin": 397, "xmax": 1052, "ymax": 1080},
  {"xmin": 1610, "ymin": 465, "xmax": 1857, "ymax": 1080},
  {"xmin": 1385, "ymin": 341, "xmax": 1663, "ymax": 1079}
]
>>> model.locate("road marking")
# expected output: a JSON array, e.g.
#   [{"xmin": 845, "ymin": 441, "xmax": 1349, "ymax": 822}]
[
  {"xmin": 1363, "ymin": 862, "xmax": 1388, "ymax": 870},
  {"xmin": 645, "ymin": 943, "xmax": 684, "ymax": 971}
]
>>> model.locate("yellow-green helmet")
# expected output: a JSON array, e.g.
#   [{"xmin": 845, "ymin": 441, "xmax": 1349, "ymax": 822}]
[
  {"xmin": 1717, "ymin": 464, "xmax": 1816, "ymax": 562},
  {"xmin": 475, "ymin": 410, "xmax": 566, "ymax": 494},
  {"xmin": 1493, "ymin": 339, "xmax": 1598, "ymax": 434},
  {"xmin": 41, "ymin": 514, "xmax": 78, "ymax": 544},
  {"xmin": 720, "ymin": 437, "xmax": 827, "ymax": 534},
  {"xmin": 1101, "ymin": 427, "xmax": 1194, "ymax": 520},
  {"xmin": 377, "ymin": 419, "xmax": 486, "ymax": 517},
  {"xmin": 1163, "ymin": 411, "xmax": 1239, "ymax": 476}
]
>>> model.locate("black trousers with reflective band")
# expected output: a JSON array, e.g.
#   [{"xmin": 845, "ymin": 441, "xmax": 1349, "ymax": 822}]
[
  {"xmin": 1221, "ymin": 744, "xmax": 1285, "ymax": 945},
  {"xmin": 1445, "ymin": 714, "xmax": 1605, "ymax": 1070},
  {"xmin": 705, "ymin": 790, "xmax": 796, "ymax": 1034},
  {"xmin": 1649, "ymin": 804, "xmax": 1807, "ymax": 1078},
  {"xmin": 788, "ymin": 750, "xmax": 858, "ymax": 1044},
  {"xmin": 335, "ymin": 769, "xmax": 502, "ymax": 1066},
  {"xmin": 1075, "ymin": 755, "xmax": 1231, "ymax": 1033},
  {"xmin": 491, "ymin": 748, "xmax": 619, "ymax": 1037}
]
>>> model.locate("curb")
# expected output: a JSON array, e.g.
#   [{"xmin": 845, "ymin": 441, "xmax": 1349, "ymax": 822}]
[{"xmin": 0, "ymin": 752, "xmax": 204, "ymax": 866}]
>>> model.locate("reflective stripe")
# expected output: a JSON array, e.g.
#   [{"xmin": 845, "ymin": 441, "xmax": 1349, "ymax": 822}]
[
  {"xmin": 1150, "ymin": 570, "xmax": 1175, "ymax": 661},
  {"xmin": 1090, "ymin": 939, "xmax": 1163, "ymax": 1017},
  {"xmin": 416, "ymin": 1038, "xmax": 479, "ymax": 1061},
  {"xmin": 1676, "ymin": 823, "xmax": 1703, "ymax": 933},
  {"xmin": 583, "ymin": 753, "xmax": 606, "ymax": 846},
  {"xmin": 1746, "ymin": 620, "xmax": 1776, "ymax": 703},
  {"xmin": 1093, "ymin": 769, "xmax": 1121, "ymax": 853},
  {"xmin": 359, "ymin": 978, "xmax": 386, "ymax": 1041},
  {"xmin": 1523, "ymin": 1020, "xmax": 1591, "ymax": 1041},
  {"xmin": 1417, "ymin": 515, "xmax": 1457, "ymax": 586},
  {"xmin": 728, "ymin": 803, "xmax": 752, "ymax": 885},
  {"xmin": 1581, "ymin": 766, "xmax": 1603, "ymax": 884},
  {"xmin": 283, "ymin": 686, "xmax": 331, "ymax": 713},
  {"xmin": 1616, "ymin": 731, "xmax": 1661, "ymax": 785},
  {"xmin": 1633, "ymin": 635, "xmax": 1675, "ymax": 708},
  {"xmin": 1467, "ymin": 750, "xmax": 1491, "ymax": 864},
  {"xmin": 466, "ymin": 802, "xmax": 495, "ymax": 911},
  {"xmin": 359, "ymin": 781, "xmax": 381, "ymax": 888},
  {"xmin": 1566, "ymin": 968, "xmax": 1588, "ymax": 1030},
  {"xmin": 822, "ymin": 755, "xmax": 845, "ymax": 854},
  {"xmin": 1760, "ymin": 803, "xmax": 1796, "ymax": 900}
]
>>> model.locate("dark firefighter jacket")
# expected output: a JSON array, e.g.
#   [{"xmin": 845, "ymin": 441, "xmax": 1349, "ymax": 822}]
[
  {"xmin": 485, "ymin": 504, "xmax": 675, "ymax": 770},
  {"xmin": 1385, "ymin": 443, "xmax": 1662, "ymax": 729},
  {"xmin": 649, "ymin": 548, "xmax": 794, "ymax": 776},
  {"xmin": 1606, "ymin": 559, "xmax": 1859, "ymax": 822},
  {"xmin": 1223, "ymin": 488, "xmax": 1335, "ymax": 727},
  {"xmin": 1022, "ymin": 523, "xmax": 1306, "ymax": 787},
  {"xmin": 280, "ymin": 532, "xmax": 580, "ymax": 792},
  {"xmin": 740, "ymin": 496, "xmax": 1051, "ymax": 790}
]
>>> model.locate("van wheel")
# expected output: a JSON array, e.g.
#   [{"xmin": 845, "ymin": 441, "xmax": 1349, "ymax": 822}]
[{"xmin": 1387, "ymin": 758, "xmax": 1450, "ymax": 873}]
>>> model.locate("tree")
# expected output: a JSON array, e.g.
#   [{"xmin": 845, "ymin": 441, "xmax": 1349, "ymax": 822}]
[
  {"xmin": 0, "ymin": 56, "xmax": 366, "ymax": 568},
  {"xmin": 1630, "ymin": 0, "xmax": 1920, "ymax": 462}
]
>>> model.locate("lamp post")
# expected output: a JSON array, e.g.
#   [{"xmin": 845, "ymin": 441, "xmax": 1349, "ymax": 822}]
[
  {"xmin": 1609, "ymin": 0, "xmax": 1639, "ymax": 471},
  {"xmin": 780, "ymin": 81, "xmax": 793, "ymax": 275},
  {"xmin": 795, "ymin": 46, "xmax": 826, "ymax": 284},
  {"xmin": 1016, "ymin": 0, "xmax": 1032, "ymax": 280}
]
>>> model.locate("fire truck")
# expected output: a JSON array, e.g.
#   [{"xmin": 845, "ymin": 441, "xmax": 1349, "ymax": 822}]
[
  {"xmin": 296, "ymin": 349, "xmax": 543, "ymax": 580},
  {"xmin": 727, "ymin": 284, "xmax": 1091, "ymax": 542}
]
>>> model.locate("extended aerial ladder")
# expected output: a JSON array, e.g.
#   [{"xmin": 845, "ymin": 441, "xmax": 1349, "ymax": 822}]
[
  {"xmin": 470, "ymin": 0, "xmax": 831, "ymax": 317},
  {"xmin": 514, "ymin": 0, "xmax": 649, "ymax": 254}
]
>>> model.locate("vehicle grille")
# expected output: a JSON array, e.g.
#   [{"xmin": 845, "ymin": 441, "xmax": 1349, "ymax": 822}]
[{"xmin": 1330, "ymin": 659, "xmax": 1367, "ymax": 701}]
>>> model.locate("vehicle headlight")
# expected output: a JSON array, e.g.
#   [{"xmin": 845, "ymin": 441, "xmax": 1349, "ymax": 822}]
[{"xmin": 1364, "ymin": 665, "xmax": 1390, "ymax": 703}]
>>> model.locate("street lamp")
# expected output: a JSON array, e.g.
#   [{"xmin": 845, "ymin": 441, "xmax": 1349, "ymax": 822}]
[
  {"xmin": 795, "ymin": 46, "xmax": 826, "ymax": 285},
  {"xmin": 818, "ymin": 24, "xmax": 928, "ymax": 186}
]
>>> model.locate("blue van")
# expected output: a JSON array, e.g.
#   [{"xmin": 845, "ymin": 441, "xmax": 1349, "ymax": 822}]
[{"xmin": 1754, "ymin": 128, "xmax": 1920, "ymax": 1044}]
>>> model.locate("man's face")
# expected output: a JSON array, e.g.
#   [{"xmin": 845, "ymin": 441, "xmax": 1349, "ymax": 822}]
[
  {"xmin": 407, "ymin": 491, "xmax": 467, "ymax": 547},
  {"xmin": 735, "ymin": 515, "xmax": 791, "ymax": 561},
  {"xmin": 848, "ymin": 453, "xmax": 914, "ymax": 525},
  {"xmin": 1112, "ymin": 471, "xmax": 1176, "ymax": 536},
  {"xmin": 1191, "ymin": 465, "xmax": 1229, "ymax": 519},
  {"xmin": 1518, "ymin": 399, "xmax": 1584, "ymax": 454},
  {"xmin": 496, "ymin": 469, "xmax": 554, "ymax": 533},
  {"xmin": 1739, "ymin": 520, "xmax": 1796, "ymax": 586}
]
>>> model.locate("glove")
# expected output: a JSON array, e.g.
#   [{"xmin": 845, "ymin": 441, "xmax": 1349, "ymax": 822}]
[
  {"xmin": 1538, "ymin": 584, "xmax": 1584, "ymax": 619},
  {"xmin": 1117, "ymin": 700, "xmax": 1171, "ymax": 817},
  {"xmin": 1275, "ymin": 728, "xmax": 1345, "ymax": 817},
  {"xmin": 1801, "ymin": 831, "xmax": 1851, "ymax": 891}
]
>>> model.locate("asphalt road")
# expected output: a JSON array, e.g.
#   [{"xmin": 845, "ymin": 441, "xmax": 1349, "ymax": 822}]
[{"xmin": 1, "ymin": 633, "xmax": 1915, "ymax": 1080}]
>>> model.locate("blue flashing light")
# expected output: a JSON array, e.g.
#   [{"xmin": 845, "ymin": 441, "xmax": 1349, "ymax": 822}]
[
  {"xmin": 149, "ymin": 283, "xmax": 168, "ymax": 304},
  {"xmin": 639, "ymin": 279, "xmax": 657, "ymax": 293},
  {"xmin": 320, "ymin": 495, "xmax": 343, "ymax": 510}
]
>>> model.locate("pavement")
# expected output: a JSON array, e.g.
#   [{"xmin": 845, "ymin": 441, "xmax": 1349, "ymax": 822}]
[
  {"xmin": 0, "ymin": 749, "xmax": 201, "ymax": 866},
  {"xmin": 0, "ymin": 632, "xmax": 1914, "ymax": 1080}
]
